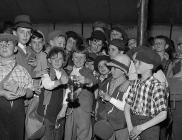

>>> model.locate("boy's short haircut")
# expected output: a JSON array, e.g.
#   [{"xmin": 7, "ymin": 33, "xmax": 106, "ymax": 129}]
[
  {"xmin": 47, "ymin": 46, "xmax": 66, "ymax": 61},
  {"xmin": 48, "ymin": 30, "xmax": 65, "ymax": 42},
  {"xmin": 74, "ymin": 45, "xmax": 88, "ymax": 55},
  {"xmin": 66, "ymin": 31, "xmax": 78, "ymax": 41},
  {"xmin": 154, "ymin": 35, "xmax": 169, "ymax": 44},
  {"xmin": 66, "ymin": 31, "xmax": 83, "ymax": 47},
  {"xmin": 31, "ymin": 30, "xmax": 44, "ymax": 40}
]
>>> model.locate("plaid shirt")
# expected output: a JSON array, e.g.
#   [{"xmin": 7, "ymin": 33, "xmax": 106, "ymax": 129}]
[
  {"xmin": 125, "ymin": 76, "xmax": 168, "ymax": 117},
  {"xmin": 0, "ymin": 59, "xmax": 33, "ymax": 97}
]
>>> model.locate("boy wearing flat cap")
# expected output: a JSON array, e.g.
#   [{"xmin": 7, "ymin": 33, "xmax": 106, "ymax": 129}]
[
  {"xmin": 124, "ymin": 47, "xmax": 168, "ymax": 140},
  {"xmin": 0, "ymin": 33, "xmax": 33, "ymax": 140}
]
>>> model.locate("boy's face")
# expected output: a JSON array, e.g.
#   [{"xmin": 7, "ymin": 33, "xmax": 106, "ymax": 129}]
[
  {"xmin": 110, "ymin": 30, "xmax": 123, "ymax": 40},
  {"xmin": 85, "ymin": 61, "xmax": 94, "ymax": 70},
  {"xmin": 128, "ymin": 39, "xmax": 137, "ymax": 49},
  {"xmin": 52, "ymin": 36, "xmax": 66, "ymax": 48},
  {"xmin": 176, "ymin": 43, "xmax": 182, "ymax": 54},
  {"xmin": 109, "ymin": 44, "xmax": 120, "ymax": 59},
  {"xmin": 153, "ymin": 38, "xmax": 167, "ymax": 52},
  {"xmin": 90, "ymin": 39, "xmax": 103, "ymax": 53},
  {"xmin": 48, "ymin": 52, "xmax": 64, "ymax": 70},
  {"xmin": 72, "ymin": 52, "xmax": 86, "ymax": 68},
  {"xmin": 98, "ymin": 60, "xmax": 110, "ymax": 75},
  {"xmin": 0, "ymin": 41, "xmax": 17, "ymax": 58},
  {"xmin": 14, "ymin": 27, "xmax": 31, "ymax": 45},
  {"xmin": 66, "ymin": 37, "xmax": 76, "ymax": 52},
  {"xmin": 111, "ymin": 67, "xmax": 124, "ymax": 79},
  {"xmin": 31, "ymin": 38, "xmax": 44, "ymax": 53}
]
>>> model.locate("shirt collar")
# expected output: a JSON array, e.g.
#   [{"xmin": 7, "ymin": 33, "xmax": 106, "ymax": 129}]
[
  {"xmin": 73, "ymin": 66, "xmax": 82, "ymax": 71},
  {"xmin": 18, "ymin": 43, "xmax": 27, "ymax": 54},
  {"xmin": 138, "ymin": 76, "xmax": 154, "ymax": 85}
]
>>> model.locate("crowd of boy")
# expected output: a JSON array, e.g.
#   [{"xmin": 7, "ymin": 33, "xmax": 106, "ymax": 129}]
[{"xmin": 0, "ymin": 13, "xmax": 181, "ymax": 140}]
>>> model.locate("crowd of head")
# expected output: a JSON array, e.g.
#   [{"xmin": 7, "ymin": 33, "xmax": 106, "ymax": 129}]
[{"xmin": 0, "ymin": 14, "xmax": 179, "ymax": 140}]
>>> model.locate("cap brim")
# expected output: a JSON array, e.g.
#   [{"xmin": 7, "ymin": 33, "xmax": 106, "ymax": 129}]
[
  {"xmin": 14, "ymin": 23, "xmax": 33, "ymax": 29},
  {"xmin": 94, "ymin": 120, "xmax": 114, "ymax": 140},
  {"xmin": 107, "ymin": 60, "xmax": 128, "ymax": 73},
  {"xmin": 0, "ymin": 35, "xmax": 18, "ymax": 43}
]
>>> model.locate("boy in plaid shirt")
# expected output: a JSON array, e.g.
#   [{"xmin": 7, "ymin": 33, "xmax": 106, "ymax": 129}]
[
  {"xmin": 124, "ymin": 47, "xmax": 168, "ymax": 140},
  {"xmin": 0, "ymin": 33, "xmax": 33, "ymax": 140}
]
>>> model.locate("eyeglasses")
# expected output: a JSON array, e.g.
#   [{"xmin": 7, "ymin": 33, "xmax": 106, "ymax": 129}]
[
  {"xmin": 92, "ymin": 39, "xmax": 103, "ymax": 46},
  {"xmin": 0, "ymin": 41, "xmax": 14, "ymax": 48}
]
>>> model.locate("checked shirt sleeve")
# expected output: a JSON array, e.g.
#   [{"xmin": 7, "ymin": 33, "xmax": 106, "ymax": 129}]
[
  {"xmin": 10, "ymin": 65, "xmax": 33, "ymax": 97},
  {"xmin": 125, "ymin": 81, "xmax": 136, "ymax": 106},
  {"xmin": 153, "ymin": 83, "xmax": 168, "ymax": 114}
]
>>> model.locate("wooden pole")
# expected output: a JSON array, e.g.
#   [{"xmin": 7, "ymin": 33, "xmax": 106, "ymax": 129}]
[
  {"xmin": 137, "ymin": 0, "xmax": 149, "ymax": 47},
  {"xmin": 169, "ymin": 23, "xmax": 173, "ymax": 40}
]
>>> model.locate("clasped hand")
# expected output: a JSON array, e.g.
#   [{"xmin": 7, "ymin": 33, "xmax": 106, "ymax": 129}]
[
  {"xmin": 99, "ymin": 90, "xmax": 111, "ymax": 102},
  {"xmin": 129, "ymin": 125, "xmax": 143, "ymax": 140},
  {"xmin": 3, "ymin": 79, "xmax": 19, "ymax": 93}
]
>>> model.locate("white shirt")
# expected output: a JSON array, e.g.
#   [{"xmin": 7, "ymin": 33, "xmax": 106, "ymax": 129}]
[
  {"xmin": 18, "ymin": 43, "xmax": 27, "ymax": 54},
  {"xmin": 41, "ymin": 69, "xmax": 69, "ymax": 105},
  {"xmin": 71, "ymin": 66, "xmax": 82, "ymax": 76},
  {"xmin": 153, "ymin": 70, "xmax": 168, "ymax": 87},
  {"xmin": 128, "ymin": 60, "xmax": 138, "ymax": 80},
  {"xmin": 41, "ymin": 69, "xmax": 62, "ymax": 90}
]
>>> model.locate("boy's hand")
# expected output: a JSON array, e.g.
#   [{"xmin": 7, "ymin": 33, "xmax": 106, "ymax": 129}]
[
  {"xmin": 57, "ymin": 111, "xmax": 66, "ymax": 120},
  {"xmin": 119, "ymin": 80, "xmax": 130, "ymax": 92},
  {"xmin": 99, "ymin": 90, "xmax": 111, "ymax": 101},
  {"xmin": 0, "ymin": 89, "xmax": 17, "ymax": 100},
  {"xmin": 59, "ymin": 74, "xmax": 69, "ymax": 85},
  {"xmin": 65, "ymin": 65, "xmax": 73, "ymax": 71},
  {"xmin": 55, "ymin": 80, "xmax": 61, "ymax": 87},
  {"xmin": 77, "ymin": 76, "xmax": 92, "ymax": 85},
  {"xmin": 102, "ymin": 93, "xmax": 111, "ymax": 102},
  {"xmin": 28, "ymin": 59, "xmax": 37, "ymax": 67},
  {"xmin": 33, "ymin": 79, "xmax": 41, "ymax": 95},
  {"xmin": 56, "ymin": 106, "xmax": 67, "ymax": 120},
  {"xmin": 77, "ymin": 76, "xmax": 86, "ymax": 84},
  {"xmin": 98, "ymin": 90, "xmax": 105, "ymax": 97},
  {"xmin": 130, "ymin": 125, "xmax": 143, "ymax": 140},
  {"xmin": 3, "ymin": 80, "xmax": 19, "ymax": 93},
  {"xmin": 128, "ymin": 125, "xmax": 134, "ymax": 135}
]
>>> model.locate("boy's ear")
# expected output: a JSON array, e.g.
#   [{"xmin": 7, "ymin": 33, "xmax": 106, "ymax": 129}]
[
  {"xmin": 165, "ymin": 44, "xmax": 169, "ymax": 50},
  {"xmin": 14, "ymin": 46, "xmax": 18, "ymax": 53},
  {"xmin": 50, "ymin": 40, "xmax": 54, "ymax": 46},
  {"xmin": 48, "ymin": 58, "xmax": 51, "ymax": 63},
  {"xmin": 148, "ymin": 63, "xmax": 154, "ymax": 70},
  {"xmin": 12, "ymin": 30, "xmax": 17, "ymax": 36}
]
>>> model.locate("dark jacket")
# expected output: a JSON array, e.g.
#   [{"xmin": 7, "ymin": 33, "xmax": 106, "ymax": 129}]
[{"xmin": 97, "ymin": 78, "xmax": 127, "ymax": 130}]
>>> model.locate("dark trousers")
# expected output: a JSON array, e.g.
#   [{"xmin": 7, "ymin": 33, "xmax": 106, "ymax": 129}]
[
  {"xmin": 131, "ymin": 113, "xmax": 160, "ymax": 140},
  {"xmin": 40, "ymin": 118, "xmax": 65, "ymax": 140},
  {"xmin": 0, "ymin": 97, "xmax": 25, "ymax": 140}
]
